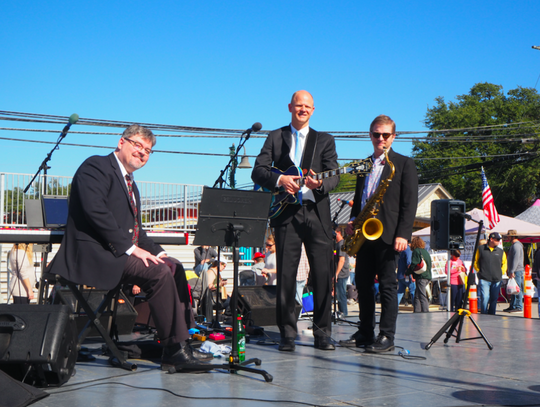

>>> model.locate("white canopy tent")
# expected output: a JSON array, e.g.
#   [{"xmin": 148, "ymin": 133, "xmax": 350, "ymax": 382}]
[{"xmin": 413, "ymin": 208, "xmax": 540, "ymax": 241}]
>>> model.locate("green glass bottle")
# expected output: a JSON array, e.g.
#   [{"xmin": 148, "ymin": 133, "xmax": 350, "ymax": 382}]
[{"xmin": 236, "ymin": 314, "xmax": 246, "ymax": 362}]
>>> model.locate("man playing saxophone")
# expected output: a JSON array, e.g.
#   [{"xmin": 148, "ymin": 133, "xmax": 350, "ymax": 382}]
[{"xmin": 343, "ymin": 115, "xmax": 418, "ymax": 352}]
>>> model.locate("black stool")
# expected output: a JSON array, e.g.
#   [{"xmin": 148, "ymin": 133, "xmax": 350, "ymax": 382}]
[{"xmin": 39, "ymin": 273, "xmax": 136, "ymax": 372}]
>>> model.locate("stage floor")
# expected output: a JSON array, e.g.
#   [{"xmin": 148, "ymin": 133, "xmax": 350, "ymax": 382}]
[{"xmin": 28, "ymin": 304, "xmax": 540, "ymax": 407}]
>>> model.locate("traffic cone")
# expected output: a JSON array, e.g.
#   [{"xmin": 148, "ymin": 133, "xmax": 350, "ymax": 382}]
[
  {"xmin": 469, "ymin": 285, "xmax": 478, "ymax": 314},
  {"xmin": 524, "ymin": 265, "xmax": 533, "ymax": 319}
]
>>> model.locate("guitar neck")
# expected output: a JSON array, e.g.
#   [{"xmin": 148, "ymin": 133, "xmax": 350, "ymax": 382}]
[{"xmin": 308, "ymin": 167, "xmax": 350, "ymax": 182}]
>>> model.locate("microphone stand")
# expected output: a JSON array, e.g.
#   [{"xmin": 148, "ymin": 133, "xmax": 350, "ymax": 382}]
[
  {"xmin": 24, "ymin": 115, "xmax": 78, "ymax": 194},
  {"xmin": 212, "ymin": 125, "xmax": 258, "ymax": 189},
  {"xmin": 331, "ymin": 201, "xmax": 357, "ymax": 326},
  {"xmin": 209, "ymin": 123, "xmax": 261, "ymax": 326},
  {"xmin": 425, "ymin": 217, "xmax": 493, "ymax": 350}
]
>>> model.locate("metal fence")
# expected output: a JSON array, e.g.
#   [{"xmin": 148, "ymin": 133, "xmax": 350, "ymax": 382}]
[{"xmin": 0, "ymin": 172, "xmax": 204, "ymax": 231}]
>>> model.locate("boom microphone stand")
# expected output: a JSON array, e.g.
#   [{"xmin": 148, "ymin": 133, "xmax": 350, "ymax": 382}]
[
  {"xmin": 425, "ymin": 216, "xmax": 493, "ymax": 350},
  {"xmin": 24, "ymin": 114, "xmax": 79, "ymax": 194}
]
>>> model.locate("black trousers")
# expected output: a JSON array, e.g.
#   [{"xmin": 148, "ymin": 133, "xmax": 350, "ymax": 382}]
[
  {"xmin": 274, "ymin": 204, "xmax": 333, "ymax": 339},
  {"xmin": 122, "ymin": 257, "xmax": 194, "ymax": 346},
  {"xmin": 356, "ymin": 239, "xmax": 399, "ymax": 340}
]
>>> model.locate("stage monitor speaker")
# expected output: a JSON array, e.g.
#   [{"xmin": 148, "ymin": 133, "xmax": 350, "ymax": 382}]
[
  {"xmin": 53, "ymin": 289, "xmax": 138, "ymax": 337},
  {"xmin": 431, "ymin": 199, "xmax": 466, "ymax": 251},
  {"xmin": 237, "ymin": 286, "xmax": 302, "ymax": 326},
  {"xmin": 0, "ymin": 304, "xmax": 78, "ymax": 387}
]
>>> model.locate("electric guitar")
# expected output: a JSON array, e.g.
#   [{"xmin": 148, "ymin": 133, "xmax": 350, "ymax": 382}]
[{"xmin": 256, "ymin": 159, "xmax": 373, "ymax": 219}]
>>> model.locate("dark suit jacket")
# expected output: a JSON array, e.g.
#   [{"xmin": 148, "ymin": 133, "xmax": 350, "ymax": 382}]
[
  {"xmin": 48, "ymin": 153, "xmax": 163, "ymax": 290},
  {"xmin": 350, "ymin": 149, "xmax": 418, "ymax": 245},
  {"xmin": 251, "ymin": 126, "xmax": 339, "ymax": 238}
]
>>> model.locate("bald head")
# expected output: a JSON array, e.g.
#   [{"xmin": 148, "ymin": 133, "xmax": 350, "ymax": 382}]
[{"xmin": 288, "ymin": 90, "xmax": 315, "ymax": 130}]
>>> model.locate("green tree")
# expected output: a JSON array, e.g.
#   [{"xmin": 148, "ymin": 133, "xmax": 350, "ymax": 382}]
[{"xmin": 415, "ymin": 82, "xmax": 540, "ymax": 217}]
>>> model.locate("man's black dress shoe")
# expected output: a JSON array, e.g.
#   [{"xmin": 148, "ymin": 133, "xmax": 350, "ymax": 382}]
[
  {"xmin": 366, "ymin": 335, "xmax": 394, "ymax": 353},
  {"xmin": 189, "ymin": 345, "xmax": 214, "ymax": 361},
  {"xmin": 314, "ymin": 336, "xmax": 335, "ymax": 350},
  {"xmin": 339, "ymin": 331, "xmax": 375, "ymax": 347},
  {"xmin": 161, "ymin": 343, "xmax": 210, "ymax": 371},
  {"xmin": 278, "ymin": 338, "xmax": 296, "ymax": 351}
]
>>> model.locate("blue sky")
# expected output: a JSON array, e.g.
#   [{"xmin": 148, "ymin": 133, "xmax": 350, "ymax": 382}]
[{"xmin": 2, "ymin": 1, "xmax": 540, "ymax": 188}]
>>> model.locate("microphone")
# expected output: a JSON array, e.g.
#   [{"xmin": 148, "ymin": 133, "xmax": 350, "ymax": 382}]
[
  {"xmin": 61, "ymin": 113, "xmax": 79, "ymax": 135},
  {"xmin": 338, "ymin": 199, "xmax": 354, "ymax": 207},
  {"xmin": 243, "ymin": 122, "xmax": 262, "ymax": 139}
]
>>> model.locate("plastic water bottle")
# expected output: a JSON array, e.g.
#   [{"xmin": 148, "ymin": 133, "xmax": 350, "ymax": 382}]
[{"xmin": 236, "ymin": 314, "xmax": 246, "ymax": 362}]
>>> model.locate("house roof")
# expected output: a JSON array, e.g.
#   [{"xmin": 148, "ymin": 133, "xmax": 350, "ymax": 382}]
[
  {"xmin": 515, "ymin": 199, "xmax": 540, "ymax": 226},
  {"xmin": 417, "ymin": 183, "xmax": 452, "ymax": 206}
]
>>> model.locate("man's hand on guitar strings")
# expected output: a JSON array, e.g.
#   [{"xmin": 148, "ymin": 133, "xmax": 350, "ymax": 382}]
[
  {"xmin": 305, "ymin": 169, "xmax": 322, "ymax": 190},
  {"xmin": 279, "ymin": 175, "xmax": 301, "ymax": 194}
]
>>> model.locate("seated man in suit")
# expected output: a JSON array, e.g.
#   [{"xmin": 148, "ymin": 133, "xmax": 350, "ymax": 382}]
[{"xmin": 47, "ymin": 124, "xmax": 211, "ymax": 370}]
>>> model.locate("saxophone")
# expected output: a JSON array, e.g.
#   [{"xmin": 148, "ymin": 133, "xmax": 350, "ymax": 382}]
[{"xmin": 343, "ymin": 148, "xmax": 395, "ymax": 256}]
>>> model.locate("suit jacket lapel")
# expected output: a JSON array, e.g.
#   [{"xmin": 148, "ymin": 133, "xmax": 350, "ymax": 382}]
[
  {"xmin": 281, "ymin": 127, "xmax": 295, "ymax": 168},
  {"xmin": 108, "ymin": 153, "xmax": 136, "ymax": 215}
]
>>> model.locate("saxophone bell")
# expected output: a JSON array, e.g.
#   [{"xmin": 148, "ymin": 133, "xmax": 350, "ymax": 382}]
[{"xmin": 362, "ymin": 217, "xmax": 383, "ymax": 241}]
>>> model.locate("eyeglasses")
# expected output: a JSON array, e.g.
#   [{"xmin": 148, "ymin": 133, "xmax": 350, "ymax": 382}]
[
  {"xmin": 370, "ymin": 132, "xmax": 394, "ymax": 140},
  {"xmin": 123, "ymin": 137, "xmax": 153, "ymax": 155},
  {"xmin": 265, "ymin": 243, "xmax": 274, "ymax": 247}
]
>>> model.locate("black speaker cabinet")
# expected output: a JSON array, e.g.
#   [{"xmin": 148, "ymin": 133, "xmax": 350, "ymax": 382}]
[
  {"xmin": 54, "ymin": 289, "xmax": 137, "ymax": 337},
  {"xmin": 431, "ymin": 199, "xmax": 466, "ymax": 250},
  {"xmin": 237, "ymin": 286, "xmax": 301, "ymax": 326},
  {"xmin": 0, "ymin": 304, "xmax": 78, "ymax": 387}
]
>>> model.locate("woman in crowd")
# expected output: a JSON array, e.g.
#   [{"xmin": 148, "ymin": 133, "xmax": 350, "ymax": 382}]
[
  {"xmin": 8, "ymin": 243, "xmax": 35, "ymax": 304},
  {"xmin": 406, "ymin": 237, "xmax": 432, "ymax": 312},
  {"xmin": 447, "ymin": 249, "xmax": 466, "ymax": 312}
]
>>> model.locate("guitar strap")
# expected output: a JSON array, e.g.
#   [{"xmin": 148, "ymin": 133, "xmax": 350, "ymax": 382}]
[{"xmin": 300, "ymin": 130, "xmax": 319, "ymax": 176}]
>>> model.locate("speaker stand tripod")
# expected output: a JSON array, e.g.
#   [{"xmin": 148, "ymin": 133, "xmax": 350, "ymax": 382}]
[{"xmin": 425, "ymin": 217, "xmax": 493, "ymax": 350}]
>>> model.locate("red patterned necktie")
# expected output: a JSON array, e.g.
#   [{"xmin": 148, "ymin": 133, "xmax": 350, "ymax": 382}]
[{"xmin": 125, "ymin": 174, "xmax": 139, "ymax": 245}]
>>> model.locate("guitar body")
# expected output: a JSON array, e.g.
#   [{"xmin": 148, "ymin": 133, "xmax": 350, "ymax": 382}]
[{"xmin": 254, "ymin": 166, "xmax": 303, "ymax": 219}]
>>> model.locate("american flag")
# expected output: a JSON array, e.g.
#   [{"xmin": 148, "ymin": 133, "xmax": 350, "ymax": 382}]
[{"xmin": 481, "ymin": 167, "xmax": 500, "ymax": 229}]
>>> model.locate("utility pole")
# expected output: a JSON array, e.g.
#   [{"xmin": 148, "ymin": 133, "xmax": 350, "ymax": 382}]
[{"xmin": 229, "ymin": 143, "xmax": 237, "ymax": 189}]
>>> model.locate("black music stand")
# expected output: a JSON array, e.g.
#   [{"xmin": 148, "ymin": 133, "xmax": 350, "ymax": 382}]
[{"xmin": 191, "ymin": 187, "xmax": 273, "ymax": 382}]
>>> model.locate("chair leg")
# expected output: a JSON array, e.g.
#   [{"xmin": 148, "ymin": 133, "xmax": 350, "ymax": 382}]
[{"xmin": 65, "ymin": 282, "xmax": 137, "ymax": 372}]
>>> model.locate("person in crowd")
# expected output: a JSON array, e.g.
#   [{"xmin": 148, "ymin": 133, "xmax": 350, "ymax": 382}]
[
  {"xmin": 193, "ymin": 245, "xmax": 218, "ymax": 276},
  {"xmin": 447, "ymin": 249, "xmax": 466, "ymax": 312},
  {"xmin": 406, "ymin": 236, "xmax": 432, "ymax": 312},
  {"xmin": 474, "ymin": 232, "xmax": 507, "ymax": 315},
  {"xmin": 206, "ymin": 259, "xmax": 229, "ymax": 309},
  {"xmin": 334, "ymin": 229, "xmax": 349, "ymax": 317},
  {"xmin": 252, "ymin": 90, "xmax": 339, "ymax": 351},
  {"xmin": 46, "ymin": 124, "xmax": 211, "ymax": 370},
  {"xmin": 504, "ymin": 229, "xmax": 524, "ymax": 313},
  {"xmin": 397, "ymin": 242, "xmax": 415, "ymax": 306},
  {"xmin": 262, "ymin": 235, "xmax": 277, "ymax": 285},
  {"xmin": 342, "ymin": 114, "xmax": 418, "ymax": 352},
  {"xmin": 7, "ymin": 243, "xmax": 35, "ymax": 304},
  {"xmin": 251, "ymin": 252, "xmax": 266, "ymax": 276}
]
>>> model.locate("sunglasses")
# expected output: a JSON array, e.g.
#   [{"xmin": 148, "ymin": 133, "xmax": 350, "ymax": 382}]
[
  {"xmin": 266, "ymin": 243, "xmax": 274, "ymax": 247},
  {"xmin": 370, "ymin": 132, "xmax": 393, "ymax": 140}
]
